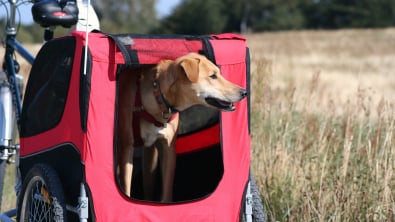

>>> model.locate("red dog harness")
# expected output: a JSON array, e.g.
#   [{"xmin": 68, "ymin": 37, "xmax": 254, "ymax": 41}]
[{"xmin": 132, "ymin": 77, "xmax": 179, "ymax": 147}]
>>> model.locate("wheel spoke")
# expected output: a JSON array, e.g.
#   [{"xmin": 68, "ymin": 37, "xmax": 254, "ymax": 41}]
[
  {"xmin": 25, "ymin": 179, "xmax": 56, "ymax": 221},
  {"xmin": 18, "ymin": 164, "xmax": 66, "ymax": 222}
]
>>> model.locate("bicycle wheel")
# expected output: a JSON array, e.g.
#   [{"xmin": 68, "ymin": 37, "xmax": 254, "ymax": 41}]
[
  {"xmin": 0, "ymin": 159, "xmax": 6, "ymax": 211},
  {"xmin": 17, "ymin": 163, "xmax": 67, "ymax": 222},
  {"xmin": 241, "ymin": 174, "xmax": 266, "ymax": 222}
]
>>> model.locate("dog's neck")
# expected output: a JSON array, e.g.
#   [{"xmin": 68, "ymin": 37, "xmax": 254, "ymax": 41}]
[
  {"xmin": 137, "ymin": 64, "xmax": 179, "ymax": 125},
  {"xmin": 152, "ymin": 78, "xmax": 179, "ymax": 118},
  {"xmin": 152, "ymin": 61, "xmax": 180, "ymax": 115}
]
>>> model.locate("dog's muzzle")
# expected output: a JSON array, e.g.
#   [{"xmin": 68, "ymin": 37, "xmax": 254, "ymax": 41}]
[{"xmin": 205, "ymin": 88, "xmax": 247, "ymax": 112}]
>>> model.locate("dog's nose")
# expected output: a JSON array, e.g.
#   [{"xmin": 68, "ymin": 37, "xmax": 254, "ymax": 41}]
[{"xmin": 240, "ymin": 88, "xmax": 248, "ymax": 98}]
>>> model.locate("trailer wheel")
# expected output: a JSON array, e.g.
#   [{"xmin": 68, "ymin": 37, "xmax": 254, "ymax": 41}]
[
  {"xmin": 241, "ymin": 174, "xmax": 266, "ymax": 222},
  {"xmin": 17, "ymin": 163, "xmax": 67, "ymax": 222}
]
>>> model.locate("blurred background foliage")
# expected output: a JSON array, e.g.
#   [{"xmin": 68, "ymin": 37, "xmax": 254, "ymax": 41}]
[{"xmin": 1, "ymin": 0, "xmax": 395, "ymax": 42}]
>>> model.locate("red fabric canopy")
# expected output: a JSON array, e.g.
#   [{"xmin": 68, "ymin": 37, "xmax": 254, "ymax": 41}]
[{"xmin": 20, "ymin": 31, "xmax": 250, "ymax": 221}]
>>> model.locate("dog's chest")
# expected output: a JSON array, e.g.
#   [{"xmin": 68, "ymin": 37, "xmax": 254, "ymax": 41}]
[
  {"xmin": 139, "ymin": 120, "xmax": 176, "ymax": 147},
  {"xmin": 140, "ymin": 123, "xmax": 163, "ymax": 147}
]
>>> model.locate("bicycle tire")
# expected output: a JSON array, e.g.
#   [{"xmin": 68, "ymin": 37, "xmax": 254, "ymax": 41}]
[
  {"xmin": 17, "ymin": 163, "xmax": 67, "ymax": 222},
  {"xmin": 241, "ymin": 174, "xmax": 266, "ymax": 222},
  {"xmin": 250, "ymin": 175, "xmax": 266, "ymax": 222},
  {"xmin": 0, "ymin": 159, "xmax": 6, "ymax": 211}
]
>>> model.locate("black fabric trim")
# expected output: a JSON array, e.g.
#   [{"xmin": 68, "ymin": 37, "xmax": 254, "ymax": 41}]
[
  {"xmin": 105, "ymin": 34, "xmax": 140, "ymax": 67},
  {"xmin": 128, "ymin": 49, "xmax": 140, "ymax": 66},
  {"xmin": 111, "ymin": 33, "xmax": 207, "ymax": 41},
  {"xmin": 108, "ymin": 32, "xmax": 217, "ymax": 66},
  {"xmin": 246, "ymin": 47, "xmax": 251, "ymax": 134},
  {"xmin": 107, "ymin": 34, "xmax": 132, "ymax": 65},
  {"xmin": 79, "ymin": 46, "xmax": 92, "ymax": 132},
  {"xmin": 106, "ymin": 34, "xmax": 139, "ymax": 66},
  {"xmin": 200, "ymin": 37, "xmax": 217, "ymax": 65}
]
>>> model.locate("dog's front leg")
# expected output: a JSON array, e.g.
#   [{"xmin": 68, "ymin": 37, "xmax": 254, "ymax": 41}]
[
  {"xmin": 159, "ymin": 139, "xmax": 176, "ymax": 203},
  {"xmin": 142, "ymin": 145, "xmax": 159, "ymax": 200},
  {"xmin": 117, "ymin": 69, "xmax": 139, "ymax": 198},
  {"xmin": 118, "ymin": 145, "xmax": 134, "ymax": 197},
  {"xmin": 117, "ymin": 108, "xmax": 134, "ymax": 197}
]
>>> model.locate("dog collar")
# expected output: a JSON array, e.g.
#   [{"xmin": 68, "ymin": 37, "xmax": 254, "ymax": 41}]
[
  {"xmin": 133, "ymin": 77, "xmax": 177, "ymax": 124},
  {"xmin": 152, "ymin": 79, "xmax": 179, "ymax": 117},
  {"xmin": 132, "ymin": 78, "xmax": 178, "ymax": 147}
]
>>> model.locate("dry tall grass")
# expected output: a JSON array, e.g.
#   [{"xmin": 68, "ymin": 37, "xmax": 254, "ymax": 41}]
[{"xmin": 247, "ymin": 29, "xmax": 395, "ymax": 221}]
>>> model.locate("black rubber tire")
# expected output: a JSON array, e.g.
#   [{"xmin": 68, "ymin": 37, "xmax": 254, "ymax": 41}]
[
  {"xmin": 17, "ymin": 163, "xmax": 67, "ymax": 222},
  {"xmin": 0, "ymin": 159, "xmax": 6, "ymax": 211},
  {"xmin": 250, "ymin": 175, "xmax": 266, "ymax": 222},
  {"xmin": 241, "ymin": 174, "xmax": 266, "ymax": 222}
]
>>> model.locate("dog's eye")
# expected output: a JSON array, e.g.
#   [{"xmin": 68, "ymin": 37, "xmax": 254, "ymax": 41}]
[{"xmin": 209, "ymin": 73, "xmax": 217, "ymax": 79}]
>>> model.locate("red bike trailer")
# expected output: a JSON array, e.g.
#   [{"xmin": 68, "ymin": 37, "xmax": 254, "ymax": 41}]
[{"xmin": 16, "ymin": 31, "xmax": 264, "ymax": 221}]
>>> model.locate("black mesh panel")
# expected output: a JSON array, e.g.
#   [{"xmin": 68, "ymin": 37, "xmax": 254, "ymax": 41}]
[{"xmin": 21, "ymin": 36, "xmax": 76, "ymax": 137}]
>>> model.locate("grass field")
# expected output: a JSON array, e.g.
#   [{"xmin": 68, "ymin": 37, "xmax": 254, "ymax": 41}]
[
  {"xmin": 1, "ymin": 28, "xmax": 395, "ymax": 221},
  {"xmin": 248, "ymin": 28, "xmax": 395, "ymax": 221}
]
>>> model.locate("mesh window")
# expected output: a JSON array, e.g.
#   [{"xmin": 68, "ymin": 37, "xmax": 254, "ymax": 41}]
[
  {"xmin": 116, "ymin": 68, "xmax": 223, "ymax": 203},
  {"xmin": 178, "ymin": 105, "xmax": 219, "ymax": 136},
  {"xmin": 20, "ymin": 36, "xmax": 76, "ymax": 137}
]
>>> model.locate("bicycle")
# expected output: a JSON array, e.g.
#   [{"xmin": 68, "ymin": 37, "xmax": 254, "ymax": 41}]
[{"xmin": 0, "ymin": 0, "xmax": 99, "ymax": 220}]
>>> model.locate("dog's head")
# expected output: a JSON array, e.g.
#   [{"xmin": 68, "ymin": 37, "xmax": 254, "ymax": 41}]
[{"xmin": 161, "ymin": 52, "xmax": 247, "ymax": 112}]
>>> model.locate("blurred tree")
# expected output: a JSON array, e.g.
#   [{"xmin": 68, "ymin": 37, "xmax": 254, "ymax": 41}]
[
  {"xmin": 93, "ymin": 0, "xmax": 158, "ymax": 33},
  {"xmin": 151, "ymin": 0, "xmax": 226, "ymax": 35},
  {"xmin": 17, "ymin": 23, "xmax": 48, "ymax": 43},
  {"xmin": 351, "ymin": 0, "xmax": 395, "ymax": 27},
  {"xmin": 303, "ymin": 0, "xmax": 395, "ymax": 29},
  {"xmin": 248, "ymin": 0, "xmax": 306, "ymax": 31},
  {"xmin": 0, "ymin": 19, "xmax": 68, "ymax": 43},
  {"xmin": 221, "ymin": 0, "xmax": 249, "ymax": 33},
  {"xmin": 4, "ymin": 0, "xmax": 395, "ymax": 43}
]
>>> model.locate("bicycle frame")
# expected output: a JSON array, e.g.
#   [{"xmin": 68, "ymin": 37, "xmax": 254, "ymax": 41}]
[
  {"xmin": 1, "ymin": 0, "xmax": 99, "ymax": 154},
  {"xmin": 1, "ymin": 1, "xmax": 98, "ymax": 220},
  {"xmin": 0, "ymin": 0, "xmax": 34, "ymax": 161}
]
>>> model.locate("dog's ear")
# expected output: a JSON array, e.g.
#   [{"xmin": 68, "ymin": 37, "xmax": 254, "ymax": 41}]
[{"xmin": 180, "ymin": 58, "xmax": 200, "ymax": 83}]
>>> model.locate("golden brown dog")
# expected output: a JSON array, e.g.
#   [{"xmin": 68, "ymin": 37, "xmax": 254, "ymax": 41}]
[{"xmin": 117, "ymin": 52, "xmax": 247, "ymax": 202}]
